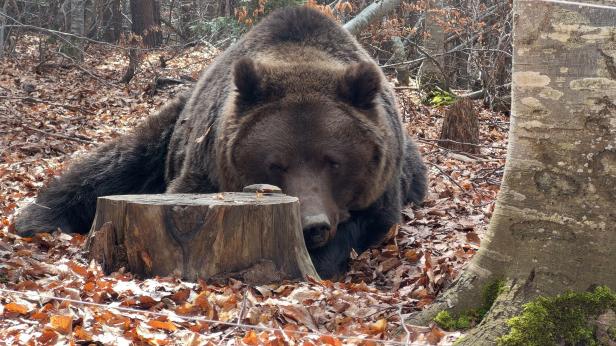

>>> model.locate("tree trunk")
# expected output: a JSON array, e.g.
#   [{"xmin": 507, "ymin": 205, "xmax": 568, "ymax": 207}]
[
  {"xmin": 102, "ymin": 0, "xmax": 122, "ymax": 42},
  {"xmin": 438, "ymin": 98, "xmax": 480, "ymax": 154},
  {"xmin": 59, "ymin": 0, "xmax": 85, "ymax": 60},
  {"xmin": 342, "ymin": 0, "xmax": 401, "ymax": 36},
  {"xmin": 407, "ymin": 1, "xmax": 616, "ymax": 343},
  {"xmin": 85, "ymin": 191, "xmax": 320, "ymax": 285},
  {"xmin": 390, "ymin": 36, "xmax": 410, "ymax": 86},
  {"xmin": 179, "ymin": 0, "xmax": 195, "ymax": 40},
  {"xmin": 419, "ymin": 0, "xmax": 447, "ymax": 91},
  {"xmin": 130, "ymin": 0, "xmax": 162, "ymax": 47}
]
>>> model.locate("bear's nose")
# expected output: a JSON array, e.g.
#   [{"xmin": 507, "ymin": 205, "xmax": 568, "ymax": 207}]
[{"xmin": 302, "ymin": 214, "xmax": 331, "ymax": 249}]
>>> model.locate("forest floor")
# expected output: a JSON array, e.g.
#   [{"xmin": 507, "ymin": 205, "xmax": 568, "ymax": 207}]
[{"xmin": 0, "ymin": 36, "xmax": 509, "ymax": 345}]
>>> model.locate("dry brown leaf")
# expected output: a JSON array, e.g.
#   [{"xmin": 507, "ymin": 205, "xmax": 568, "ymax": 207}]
[
  {"xmin": 369, "ymin": 319, "xmax": 387, "ymax": 334},
  {"xmin": 4, "ymin": 302, "xmax": 29, "ymax": 315},
  {"xmin": 74, "ymin": 326, "xmax": 93, "ymax": 340},
  {"xmin": 318, "ymin": 335, "xmax": 342, "ymax": 346},
  {"xmin": 148, "ymin": 320, "xmax": 178, "ymax": 332},
  {"xmin": 280, "ymin": 305, "xmax": 318, "ymax": 330},
  {"xmin": 38, "ymin": 328, "xmax": 59, "ymax": 344},
  {"xmin": 426, "ymin": 325, "xmax": 446, "ymax": 344},
  {"xmin": 404, "ymin": 249, "xmax": 422, "ymax": 262},
  {"xmin": 242, "ymin": 330, "xmax": 259, "ymax": 345},
  {"xmin": 50, "ymin": 314, "xmax": 73, "ymax": 334},
  {"xmin": 466, "ymin": 232, "xmax": 481, "ymax": 245},
  {"xmin": 68, "ymin": 260, "xmax": 88, "ymax": 277}
]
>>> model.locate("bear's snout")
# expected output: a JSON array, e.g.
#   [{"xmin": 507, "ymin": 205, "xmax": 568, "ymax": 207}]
[{"xmin": 302, "ymin": 213, "xmax": 332, "ymax": 249}]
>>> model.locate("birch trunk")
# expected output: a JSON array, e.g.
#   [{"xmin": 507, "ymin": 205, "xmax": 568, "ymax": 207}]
[{"xmin": 343, "ymin": 0, "xmax": 401, "ymax": 36}]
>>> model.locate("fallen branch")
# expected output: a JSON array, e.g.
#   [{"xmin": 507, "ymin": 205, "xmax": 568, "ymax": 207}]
[
  {"xmin": 426, "ymin": 162, "xmax": 469, "ymax": 194},
  {"xmin": 21, "ymin": 125, "xmax": 94, "ymax": 144},
  {"xmin": 0, "ymin": 95, "xmax": 94, "ymax": 114}
]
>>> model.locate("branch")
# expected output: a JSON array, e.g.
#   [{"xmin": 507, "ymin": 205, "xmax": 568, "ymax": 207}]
[
  {"xmin": 343, "ymin": 0, "xmax": 402, "ymax": 36},
  {"xmin": 22, "ymin": 125, "xmax": 94, "ymax": 144}
]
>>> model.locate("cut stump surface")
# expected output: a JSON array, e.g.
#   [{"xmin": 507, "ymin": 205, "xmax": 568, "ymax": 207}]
[{"xmin": 85, "ymin": 192, "xmax": 319, "ymax": 284}]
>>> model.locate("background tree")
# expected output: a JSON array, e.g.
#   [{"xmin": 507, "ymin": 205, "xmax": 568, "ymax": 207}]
[
  {"xmin": 130, "ymin": 0, "xmax": 161, "ymax": 47},
  {"xmin": 410, "ymin": 1, "xmax": 616, "ymax": 343}
]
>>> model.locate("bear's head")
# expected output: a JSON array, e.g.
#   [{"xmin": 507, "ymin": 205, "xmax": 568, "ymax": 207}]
[{"xmin": 218, "ymin": 57, "xmax": 397, "ymax": 249}]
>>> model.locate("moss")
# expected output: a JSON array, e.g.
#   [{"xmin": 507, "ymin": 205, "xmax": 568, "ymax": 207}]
[
  {"xmin": 423, "ymin": 89, "xmax": 457, "ymax": 107},
  {"xmin": 498, "ymin": 286, "xmax": 616, "ymax": 346},
  {"xmin": 608, "ymin": 326, "xmax": 616, "ymax": 340},
  {"xmin": 434, "ymin": 279, "xmax": 505, "ymax": 331}
]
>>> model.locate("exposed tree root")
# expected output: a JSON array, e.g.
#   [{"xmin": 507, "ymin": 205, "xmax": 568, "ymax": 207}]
[{"xmin": 455, "ymin": 276, "xmax": 534, "ymax": 345}]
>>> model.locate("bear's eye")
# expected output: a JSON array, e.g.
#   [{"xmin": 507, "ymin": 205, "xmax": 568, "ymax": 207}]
[
  {"xmin": 269, "ymin": 163, "xmax": 288, "ymax": 174},
  {"xmin": 325, "ymin": 156, "xmax": 341, "ymax": 170}
]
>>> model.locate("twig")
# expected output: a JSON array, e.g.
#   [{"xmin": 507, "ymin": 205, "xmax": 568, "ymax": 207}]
[
  {"xmin": 22, "ymin": 125, "xmax": 94, "ymax": 144},
  {"xmin": 0, "ymin": 95, "xmax": 94, "ymax": 114},
  {"xmin": 419, "ymin": 138, "xmax": 508, "ymax": 150},
  {"xmin": 427, "ymin": 162, "xmax": 469, "ymax": 194},
  {"xmin": 56, "ymin": 51, "xmax": 115, "ymax": 87},
  {"xmin": 398, "ymin": 305, "xmax": 412, "ymax": 346}
]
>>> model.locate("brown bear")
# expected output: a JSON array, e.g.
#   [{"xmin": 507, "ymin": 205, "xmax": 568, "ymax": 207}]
[{"xmin": 14, "ymin": 6, "xmax": 427, "ymax": 279}]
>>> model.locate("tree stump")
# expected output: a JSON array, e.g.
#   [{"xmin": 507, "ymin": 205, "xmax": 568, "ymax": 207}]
[
  {"xmin": 438, "ymin": 98, "xmax": 480, "ymax": 154},
  {"xmin": 85, "ymin": 190, "xmax": 319, "ymax": 285}
]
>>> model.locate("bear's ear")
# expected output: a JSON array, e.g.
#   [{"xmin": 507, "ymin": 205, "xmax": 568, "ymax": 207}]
[
  {"xmin": 233, "ymin": 57, "xmax": 262, "ymax": 106},
  {"xmin": 338, "ymin": 62, "xmax": 382, "ymax": 109}
]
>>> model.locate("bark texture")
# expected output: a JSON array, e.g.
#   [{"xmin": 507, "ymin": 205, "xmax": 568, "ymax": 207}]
[
  {"xmin": 409, "ymin": 1, "xmax": 616, "ymax": 342},
  {"xmin": 130, "ymin": 0, "xmax": 162, "ymax": 47},
  {"xmin": 419, "ymin": 0, "xmax": 447, "ymax": 90},
  {"xmin": 342, "ymin": 0, "xmax": 401, "ymax": 36},
  {"xmin": 86, "ymin": 193, "xmax": 320, "ymax": 285},
  {"xmin": 438, "ymin": 98, "xmax": 480, "ymax": 154}
]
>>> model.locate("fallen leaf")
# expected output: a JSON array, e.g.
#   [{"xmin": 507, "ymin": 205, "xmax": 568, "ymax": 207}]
[
  {"xmin": 4, "ymin": 302, "xmax": 29, "ymax": 315},
  {"xmin": 426, "ymin": 325, "xmax": 445, "ymax": 344},
  {"xmin": 369, "ymin": 319, "xmax": 387, "ymax": 334},
  {"xmin": 242, "ymin": 330, "xmax": 259, "ymax": 345},
  {"xmin": 50, "ymin": 314, "xmax": 72, "ymax": 334},
  {"xmin": 466, "ymin": 232, "xmax": 481, "ymax": 245},
  {"xmin": 148, "ymin": 320, "xmax": 178, "ymax": 332}
]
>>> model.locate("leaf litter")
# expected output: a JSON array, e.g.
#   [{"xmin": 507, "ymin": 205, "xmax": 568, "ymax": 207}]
[{"xmin": 0, "ymin": 35, "xmax": 508, "ymax": 345}]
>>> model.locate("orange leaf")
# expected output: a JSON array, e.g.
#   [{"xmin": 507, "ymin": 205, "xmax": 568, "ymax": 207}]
[
  {"xmin": 242, "ymin": 330, "xmax": 259, "ymax": 345},
  {"xmin": 148, "ymin": 320, "xmax": 177, "ymax": 332},
  {"xmin": 426, "ymin": 325, "xmax": 445, "ymax": 344},
  {"xmin": 74, "ymin": 326, "xmax": 93, "ymax": 340},
  {"xmin": 369, "ymin": 319, "xmax": 387, "ymax": 334},
  {"xmin": 4, "ymin": 302, "xmax": 29, "ymax": 315},
  {"xmin": 50, "ymin": 314, "xmax": 73, "ymax": 334},
  {"xmin": 170, "ymin": 288, "xmax": 190, "ymax": 304},
  {"xmin": 38, "ymin": 328, "xmax": 58, "ymax": 343},
  {"xmin": 30, "ymin": 311, "xmax": 50, "ymax": 321},
  {"xmin": 68, "ymin": 261, "xmax": 88, "ymax": 277},
  {"xmin": 404, "ymin": 249, "xmax": 422, "ymax": 262},
  {"xmin": 317, "ymin": 335, "xmax": 342, "ymax": 346},
  {"xmin": 194, "ymin": 291, "xmax": 210, "ymax": 312}
]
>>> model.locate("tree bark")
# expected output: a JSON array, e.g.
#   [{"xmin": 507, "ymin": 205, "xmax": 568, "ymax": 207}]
[
  {"xmin": 60, "ymin": 0, "xmax": 85, "ymax": 60},
  {"xmin": 130, "ymin": 0, "xmax": 162, "ymax": 47},
  {"xmin": 102, "ymin": 0, "xmax": 122, "ymax": 42},
  {"xmin": 85, "ymin": 192, "xmax": 320, "ymax": 285},
  {"xmin": 419, "ymin": 0, "xmax": 447, "ymax": 91},
  {"xmin": 407, "ymin": 1, "xmax": 616, "ymax": 343},
  {"xmin": 438, "ymin": 98, "xmax": 480, "ymax": 154},
  {"xmin": 342, "ymin": 0, "xmax": 401, "ymax": 36}
]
